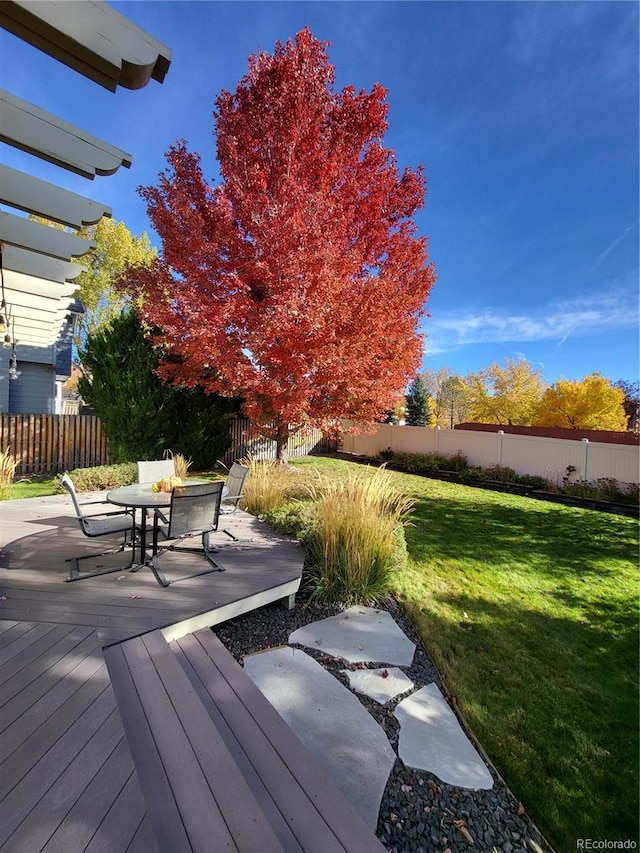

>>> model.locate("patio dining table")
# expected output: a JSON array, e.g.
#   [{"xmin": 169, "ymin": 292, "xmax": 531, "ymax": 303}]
[{"xmin": 106, "ymin": 480, "xmax": 214, "ymax": 569}]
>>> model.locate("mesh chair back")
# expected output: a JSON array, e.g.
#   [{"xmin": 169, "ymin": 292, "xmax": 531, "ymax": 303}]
[
  {"xmin": 61, "ymin": 472, "xmax": 135, "ymax": 539},
  {"xmin": 137, "ymin": 459, "xmax": 175, "ymax": 483},
  {"xmin": 167, "ymin": 482, "xmax": 224, "ymax": 539},
  {"xmin": 61, "ymin": 472, "xmax": 85, "ymax": 520},
  {"xmin": 224, "ymin": 462, "xmax": 249, "ymax": 508}
]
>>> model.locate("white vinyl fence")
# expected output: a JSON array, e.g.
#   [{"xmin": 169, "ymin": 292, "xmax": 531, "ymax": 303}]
[{"xmin": 340, "ymin": 423, "xmax": 639, "ymax": 486}]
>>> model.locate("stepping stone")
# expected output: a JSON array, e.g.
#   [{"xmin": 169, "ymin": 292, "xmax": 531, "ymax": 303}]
[
  {"xmin": 288, "ymin": 606, "xmax": 415, "ymax": 665},
  {"xmin": 342, "ymin": 667, "xmax": 414, "ymax": 704},
  {"xmin": 244, "ymin": 646, "xmax": 396, "ymax": 829},
  {"xmin": 394, "ymin": 684, "xmax": 494, "ymax": 790}
]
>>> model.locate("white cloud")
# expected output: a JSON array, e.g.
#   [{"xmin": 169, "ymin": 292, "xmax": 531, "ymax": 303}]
[{"xmin": 423, "ymin": 291, "xmax": 639, "ymax": 355}]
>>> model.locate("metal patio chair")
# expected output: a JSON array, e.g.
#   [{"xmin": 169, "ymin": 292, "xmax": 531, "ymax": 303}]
[
  {"xmin": 61, "ymin": 472, "xmax": 141, "ymax": 582},
  {"xmin": 150, "ymin": 481, "xmax": 224, "ymax": 587},
  {"xmin": 137, "ymin": 458, "xmax": 175, "ymax": 483},
  {"xmin": 220, "ymin": 461, "xmax": 250, "ymax": 540}
]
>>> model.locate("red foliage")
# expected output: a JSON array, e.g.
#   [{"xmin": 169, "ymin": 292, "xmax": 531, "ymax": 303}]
[{"xmin": 124, "ymin": 28, "xmax": 436, "ymax": 457}]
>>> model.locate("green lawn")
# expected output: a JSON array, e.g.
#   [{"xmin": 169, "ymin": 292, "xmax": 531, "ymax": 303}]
[
  {"xmin": 9, "ymin": 478, "xmax": 59, "ymax": 499},
  {"xmin": 292, "ymin": 457, "xmax": 639, "ymax": 852}
]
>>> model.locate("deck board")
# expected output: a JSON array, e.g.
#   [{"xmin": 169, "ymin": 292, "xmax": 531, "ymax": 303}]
[
  {"xmin": 0, "ymin": 623, "xmax": 147, "ymax": 853},
  {"xmin": 0, "ymin": 623, "xmax": 89, "ymax": 688},
  {"xmin": 105, "ymin": 631, "xmax": 285, "ymax": 853},
  {"xmin": 0, "ymin": 494, "xmax": 306, "ymax": 852},
  {"xmin": 82, "ymin": 776, "xmax": 157, "ymax": 853}
]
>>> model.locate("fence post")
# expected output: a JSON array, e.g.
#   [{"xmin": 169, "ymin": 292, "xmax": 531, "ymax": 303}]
[
  {"xmin": 435, "ymin": 425, "xmax": 440, "ymax": 452},
  {"xmin": 582, "ymin": 438, "xmax": 589, "ymax": 481},
  {"xmin": 497, "ymin": 430, "xmax": 504, "ymax": 466}
]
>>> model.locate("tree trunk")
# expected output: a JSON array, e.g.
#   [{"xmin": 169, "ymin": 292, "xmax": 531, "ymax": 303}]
[{"xmin": 275, "ymin": 424, "xmax": 289, "ymax": 464}]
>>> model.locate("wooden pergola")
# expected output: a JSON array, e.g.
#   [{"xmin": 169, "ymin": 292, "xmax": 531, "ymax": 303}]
[{"xmin": 0, "ymin": 0, "xmax": 171, "ymax": 350}]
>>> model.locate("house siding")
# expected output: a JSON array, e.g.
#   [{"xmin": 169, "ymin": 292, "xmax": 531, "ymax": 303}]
[{"xmin": 8, "ymin": 361, "xmax": 55, "ymax": 413}]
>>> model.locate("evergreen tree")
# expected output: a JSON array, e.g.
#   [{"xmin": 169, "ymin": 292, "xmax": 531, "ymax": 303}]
[
  {"xmin": 405, "ymin": 375, "xmax": 431, "ymax": 426},
  {"xmin": 78, "ymin": 312, "xmax": 237, "ymax": 467}
]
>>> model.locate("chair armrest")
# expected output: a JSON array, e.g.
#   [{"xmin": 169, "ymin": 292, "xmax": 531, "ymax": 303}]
[
  {"xmin": 83, "ymin": 507, "xmax": 136, "ymax": 521},
  {"xmin": 154, "ymin": 508, "xmax": 170, "ymax": 525}
]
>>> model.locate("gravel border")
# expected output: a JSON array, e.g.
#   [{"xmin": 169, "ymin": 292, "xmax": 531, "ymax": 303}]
[{"xmin": 215, "ymin": 593, "xmax": 553, "ymax": 853}]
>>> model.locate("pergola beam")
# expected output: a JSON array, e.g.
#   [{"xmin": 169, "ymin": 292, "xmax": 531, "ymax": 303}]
[
  {"xmin": 1, "ymin": 244, "xmax": 84, "ymax": 283},
  {"xmin": 0, "ymin": 90, "xmax": 132, "ymax": 179},
  {"xmin": 0, "ymin": 0, "xmax": 171, "ymax": 92},
  {"xmin": 0, "ymin": 165, "xmax": 111, "ymax": 228},
  {"xmin": 0, "ymin": 211, "xmax": 95, "ymax": 260}
]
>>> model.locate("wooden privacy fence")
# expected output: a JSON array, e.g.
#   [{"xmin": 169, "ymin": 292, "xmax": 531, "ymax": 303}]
[
  {"xmin": 1, "ymin": 414, "xmax": 337, "ymax": 477},
  {"xmin": 1, "ymin": 414, "xmax": 111, "ymax": 477},
  {"xmin": 222, "ymin": 417, "xmax": 337, "ymax": 465}
]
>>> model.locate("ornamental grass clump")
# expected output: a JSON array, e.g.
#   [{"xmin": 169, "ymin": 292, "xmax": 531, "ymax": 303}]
[
  {"xmin": 305, "ymin": 466, "xmax": 414, "ymax": 605},
  {"xmin": 242, "ymin": 455, "xmax": 306, "ymax": 517},
  {"xmin": 169, "ymin": 452, "xmax": 192, "ymax": 480},
  {"xmin": 0, "ymin": 446, "xmax": 17, "ymax": 500}
]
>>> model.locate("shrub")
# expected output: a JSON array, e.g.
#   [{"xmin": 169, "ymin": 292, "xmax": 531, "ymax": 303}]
[
  {"xmin": 459, "ymin": 466, "xmax": 486, "ymax": 485},
  {"xmin": 516, "ymin": 474, "xmax": 552, "ymax": 490},
  {"xmin": 304, "ymin": 466, "xmax": 414, "ymax": 605},
  {"xmin": 442, "ymin": 450, "xmax": 468, "ymax": 472},
  {"xmin": 484, "ymin": 464, "xmax": 518, "ymax": 482},
  {"xmin": 0, "ymin": 447, "xmax": 17, "ymax": 500},
  {"xmin": 79, "ymin": 311, "xmax": 238, "ymax": 467},
  {"xmin": 56, "ymin": 463, "xmax": 137, "ymax": 493},
  {"xmin": 263, "ymin": 501, "xmax": 314, "ymax": 537},
  {"xmin": 392, "ymin": 452, "xmax": 438, "ymax": 474},
  {"xmin": 563, "ymin": 477, "xmax": 638, "ymax": 505}
]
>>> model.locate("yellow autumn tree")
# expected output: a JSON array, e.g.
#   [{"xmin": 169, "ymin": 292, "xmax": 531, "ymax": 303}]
[
  {"xmin": 535, "ymin": 373, "xmax": 628, "ymax": 430},
  {"xmin": 422, "ymin": 368, "xmax": 469, "ymax": 427},
  {"xmin": 29, "ymin": 215, "xmax": 156, "ymax": 348},
  {"xmin": 464, "ymin": 358, "xmax": 545, "ymax": 425},
  {"xmin": 75, "ymin": 218, "xmax": 156, "ymax": 347}
]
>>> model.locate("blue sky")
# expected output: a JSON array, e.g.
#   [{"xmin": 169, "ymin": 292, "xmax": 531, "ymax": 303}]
[{"xmin": 2, "ymin": 1, "xmax": 638, "ymax": 385}]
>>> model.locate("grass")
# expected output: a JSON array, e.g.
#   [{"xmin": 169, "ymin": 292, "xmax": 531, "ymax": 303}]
[
  {"xmin": 290, "ymin": 457, "xmax": 639, "ymax": 852},
  {"xmin": 10, "ymin": 478, "xmax": 58, "ymax": 499},
  {"xmin": 241, "ymin": 455, "xmax": 308, "ymax": 517}
]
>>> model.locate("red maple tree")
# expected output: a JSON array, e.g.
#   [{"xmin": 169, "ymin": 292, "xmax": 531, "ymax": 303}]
[{"xmin": 125, "ymin": 27, "xmax": 436, "ymax": 460}]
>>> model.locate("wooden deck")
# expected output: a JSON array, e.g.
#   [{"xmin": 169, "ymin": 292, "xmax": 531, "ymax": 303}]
[
  {"xmin": 0, "ymin": 620, "xmax": 157, "ymax": 853},
  {"xmin": 0, "ymin": 493, "xmax": 303, "ymax": 645},
  {"xmin": 0, "ymin": 493, "xmax": 307, "ymax": 852}
]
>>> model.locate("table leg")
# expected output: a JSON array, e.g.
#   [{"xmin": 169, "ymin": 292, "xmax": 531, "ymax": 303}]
[{"xmin": 130, "ymin": 507, "xmax": 148, "ymax": 572}]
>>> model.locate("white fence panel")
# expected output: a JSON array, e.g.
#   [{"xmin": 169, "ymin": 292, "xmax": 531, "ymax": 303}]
[
  {"xmin": 389, "ymin": 425, "xmax": 438, "ymax": 454},
  {"xmin": 500, "ymin": 434, "xmax": 586, "ymax": 483},
  {"xmin": 584, "ymin": 442, "xmax": 639, "ymax": 484},
  {"xmin": 435, "ymin": 429, "xmax": 500, "ymax": 467},
  {"xmin": 339, "ymin": 422, "xmax": 639, "ymax": 485},
  {"xmin": 343, "ymin": 425, "xmax": 391, "ymax": 457}
]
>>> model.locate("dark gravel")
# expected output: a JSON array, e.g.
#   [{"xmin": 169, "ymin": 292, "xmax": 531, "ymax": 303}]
[{"xmin": 216, "ymin": 594, "xmax": 552, "ymax": 853}]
